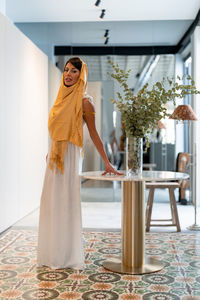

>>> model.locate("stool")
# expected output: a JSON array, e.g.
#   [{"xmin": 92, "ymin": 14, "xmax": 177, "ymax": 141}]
[{"xmin": 145, "ymin": 182, "xmax": 181, "ymax": 232}]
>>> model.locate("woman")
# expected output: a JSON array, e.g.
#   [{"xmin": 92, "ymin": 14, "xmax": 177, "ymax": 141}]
[{"xmin": 37, "ymin": 57, "xmax": 121, "ymax": 270}]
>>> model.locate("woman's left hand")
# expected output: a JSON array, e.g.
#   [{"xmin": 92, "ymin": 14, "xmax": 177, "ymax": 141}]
[{"xmin": 102, "ymin": 162, "xmax": 123, "ymax": 176}]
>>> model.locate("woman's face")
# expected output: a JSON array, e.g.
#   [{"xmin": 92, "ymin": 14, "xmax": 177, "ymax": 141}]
[{"xmin": 63, "ymin": 62, "xmax": 80, "ymax": 87}]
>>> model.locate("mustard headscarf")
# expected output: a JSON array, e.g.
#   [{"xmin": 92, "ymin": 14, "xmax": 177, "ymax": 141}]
[{"xmin": 48, "ymin": 59, "xmax": 87, "ymax": 174}]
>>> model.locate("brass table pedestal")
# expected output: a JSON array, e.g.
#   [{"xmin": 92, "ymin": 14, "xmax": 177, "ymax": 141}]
[
  {"xmin": 81, "ymin": 171, "xmax": 189, "ymax": 275},
  {"xmin": 103, "ymin": 181, "xmax": 163, "ymax": 275},
  {"xmin": 103, "ymin": 256, "xmax": 163, "ymax": 275}
]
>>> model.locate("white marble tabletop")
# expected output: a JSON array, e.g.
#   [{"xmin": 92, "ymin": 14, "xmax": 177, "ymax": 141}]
[{"xmin": 80, "ymin": 170, "xmax": 189, "ymax": 182}]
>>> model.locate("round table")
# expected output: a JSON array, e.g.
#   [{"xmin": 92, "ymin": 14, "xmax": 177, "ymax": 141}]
[{"xmin": 80, "ymin": 171, "xmax": 189, "ymax": 275}]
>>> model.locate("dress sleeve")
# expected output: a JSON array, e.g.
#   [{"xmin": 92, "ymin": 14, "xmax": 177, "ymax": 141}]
[{"xmin": 82, "ymin": 95, "xmax": 96, "ymax": 115}]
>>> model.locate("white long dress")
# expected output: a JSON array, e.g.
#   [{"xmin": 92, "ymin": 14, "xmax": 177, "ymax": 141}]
[{"xmin": 37, "ymin": 141, "xmax": 84, "ymax": 270}]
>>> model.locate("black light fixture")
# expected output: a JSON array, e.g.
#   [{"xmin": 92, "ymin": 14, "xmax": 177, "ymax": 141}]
[
  {"xmin": 99, "ymin": 9, "xmax": 105, "ymax": 19},
  {"xmin": 94, "ymin": 0, "xmax": 101, "ymax": 7},
  {"xmin": 135, "ymin": 73, "xmax": 140, "ymax": 78},
  {"xmin": 104, "ymin": 37, "xmax": 109, "ymax": 45},
  {"xmin": 104, "ymin": 29, "xmax": 109, "ymax": 38}
]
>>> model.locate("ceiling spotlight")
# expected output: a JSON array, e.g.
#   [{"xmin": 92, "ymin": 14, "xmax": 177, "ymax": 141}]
[
  {"xmin": 135, "ymin": 73, "xmax": 140, "ymax": 78},
  {"xmin": 104, "ymin": 37, "xmax": 109, "ymax": 45},
  {"xmin": 99, "ymin": 9, "xmax": 105, "ymax": 19},
  {"xmin": 95, "ymin": 0, "xmax": 101, "ymax": 7},
  {"xmin": 104, "ymin": 29, "xmax": 109, "ymax": 38}
]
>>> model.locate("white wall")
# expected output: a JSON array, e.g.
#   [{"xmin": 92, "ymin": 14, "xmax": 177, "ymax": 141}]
[
  {"xmin": 47, "ymin": 60, "xmax": 62, "ymax": 147},
  {"xmin": 0, "ymin": 12, "xmax": 49, "ymax": 232},
  {"xmin": 0, "ymin": 0, "xmax": 5, "ymax": 15},
  {"xmin": 48, "ymin": 60, "xmax": 62, "ymax": 112}
]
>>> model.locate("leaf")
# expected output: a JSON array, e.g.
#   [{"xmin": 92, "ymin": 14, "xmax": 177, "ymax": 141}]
[{"xmin": 156, "ymin": 82, "xmax": 162, "ymax": 89}]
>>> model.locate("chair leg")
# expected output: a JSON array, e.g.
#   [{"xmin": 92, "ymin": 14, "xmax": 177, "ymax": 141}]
[
  {"xmin": 169, "ymin": 187, "xmax": 181, "ymax": 232},
  {"xmin": 146, "ymin": 187, "xmax": 155, "ymax": 232},
  {"xmin": 169, "ymin": 188, "xmax": 176, "ymax": 224}
]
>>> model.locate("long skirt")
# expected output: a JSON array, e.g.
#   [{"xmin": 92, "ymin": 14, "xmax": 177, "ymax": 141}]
[{"xmin": 37, "ymin": 142, "xmax": 84, "ymax": 269}]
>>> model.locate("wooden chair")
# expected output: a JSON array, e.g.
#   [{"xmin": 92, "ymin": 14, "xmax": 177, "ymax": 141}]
[
  {"xmin": 145, "ymin": 182, "xmax": 181, "ymax": 232},
  {"xmin": 145, "ymin": 152, "xmax": 190, "ymax": 231},
  {"xmin": 176, "ymin": 152, "xmax": 190, "ymax": 204}
]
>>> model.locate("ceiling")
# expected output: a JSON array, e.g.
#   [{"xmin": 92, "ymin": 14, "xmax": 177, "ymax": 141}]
[
  {"xmin": 5, "ymin": 0, "xmax": 199, "ymax": 52},
  {"xmin": 3, "ymin": 0, "xmax": 198, "ymax": 85},
  {"xmin": 16, "ymin": 20, "xmax": 193, "ymax": 48},
  {"xmin": 5, "ymin": 0, "xmax": 200, "ymax": 23}
]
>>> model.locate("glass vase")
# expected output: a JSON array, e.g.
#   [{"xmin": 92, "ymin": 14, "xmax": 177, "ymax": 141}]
[{"xmin": 126, "ymin": 136, "xmax": 143, "ymax": 176}]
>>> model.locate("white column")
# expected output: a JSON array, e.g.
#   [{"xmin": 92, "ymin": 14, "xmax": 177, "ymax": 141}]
[{"xmin": 191, "ymin": 25, "xmax": 200, "ymax": 222}]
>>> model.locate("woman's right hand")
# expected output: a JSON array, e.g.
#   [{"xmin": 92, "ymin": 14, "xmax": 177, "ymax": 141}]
[{"xmin": 102, "ymin": 162, "xmax": 123, "ymax": 176}]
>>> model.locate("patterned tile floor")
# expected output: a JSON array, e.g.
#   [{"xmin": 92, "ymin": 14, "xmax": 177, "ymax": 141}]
[{"xmin": 0, "ymin": 229, "xmax": 200, "ymax": 299}]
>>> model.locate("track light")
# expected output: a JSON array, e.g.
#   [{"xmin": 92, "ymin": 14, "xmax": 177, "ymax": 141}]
[
  {"xmin": 135, "ymin": 73, "xmax": 140, "ymax": 78},
  {"xmin": 99, "ymin": 9, "xmax": 105, "ymax": 19},
  {"xmin": 104, "ymin": 29, "xmax": 109, "ymax": 38},
  {"xmin": 94, "ymin": 0, "xmax": 101, "ymax": 7},
  {"xmin": 104, "ymin": 37, "xmax": 109, "ymax": 45}
]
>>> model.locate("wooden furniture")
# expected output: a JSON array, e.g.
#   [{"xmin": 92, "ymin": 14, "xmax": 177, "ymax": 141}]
[
  {"xmin": 145, "ymin": 153, "xmax": 190, "ymax": 231},
  {"xmin": 80, "ymin": 171, "xmax": 188, "ymax": 275},
  {"xmin": 176, "ymin": 152, "xmax": 190, "ymax": 203},
  {"xmin": 146, "ymin": 182, "xmax": 181, "ymax": 232}
]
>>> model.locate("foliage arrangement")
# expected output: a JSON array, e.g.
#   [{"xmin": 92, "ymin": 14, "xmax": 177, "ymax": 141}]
[{"xmin": 108, "ymin": 60, "xmax": 200, "ymax": 141}]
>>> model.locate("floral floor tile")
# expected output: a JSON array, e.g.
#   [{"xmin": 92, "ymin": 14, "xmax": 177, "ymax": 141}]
[{"xmin": 0, "ymin": 229, "xmax": 200, "ymax": 299}]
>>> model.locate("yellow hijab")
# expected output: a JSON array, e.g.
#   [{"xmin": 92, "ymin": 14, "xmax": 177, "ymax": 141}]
[{"xmin": 48, "ymin": 60, "xmax": 87, "ymax": 174}]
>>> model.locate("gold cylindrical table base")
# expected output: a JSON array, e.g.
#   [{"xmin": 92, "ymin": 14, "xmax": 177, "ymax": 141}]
[
  {"xmin": 103, "ymin": 181, "xmax": 163, "ymax": 275},
  {"xmin": 103, "ymin": 256, "xmax": 163, "ymax": 275}
]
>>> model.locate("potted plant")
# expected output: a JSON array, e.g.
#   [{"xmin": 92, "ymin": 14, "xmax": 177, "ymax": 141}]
[{"xmin": 108, "ymin": 60, "xmax": 200, "ymax": 175}]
